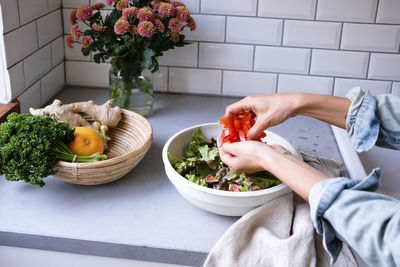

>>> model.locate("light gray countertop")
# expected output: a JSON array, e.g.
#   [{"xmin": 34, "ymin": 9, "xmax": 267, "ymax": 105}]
[{"xmin": 0, "ymin": 88, "xmax": 345, "ymax": 266}]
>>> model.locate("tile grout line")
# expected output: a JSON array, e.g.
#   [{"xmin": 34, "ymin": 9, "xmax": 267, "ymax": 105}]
[
  {"xmin": 275, "ymin": 73, "xmax": 279, "ymax": 93},
  {"xmin": 338, "ymin": 22, "xmax": 344, "ymax": 50},
  {"xmin": 308, "ymin": 48, "xmax": 313, "ymax": 75},
  {"xmin": 64, "ymin": 60, "xmax": 400, "ymax": 83},
  {"xmin": 366, "ymin": 52, "xmax": 372, "ymax": 79},
  {"xmin": 314, "ymin": 0, "xmax": 318, "ymax": 20},
  {"xmin": 166, "ymin": 66, "xmax": 170, "ymax": 92},
  {"xmin": 224, "ymin": 16, "xmax": 227, "ymax": 43},
  {"xmin": 252, "ymin": 45, "xmax": 255, "ymax": 71},
  {"xmin": 374, "ymin": 0, "xmax": 380, "ymax": 23},
  {"xmin": 220, "ymin": 70, "xmax": 224, "ymax": 95}
]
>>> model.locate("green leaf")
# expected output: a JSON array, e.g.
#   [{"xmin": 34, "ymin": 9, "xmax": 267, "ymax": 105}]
[
  {"xmin": 81, "ymin": 47, "xmax": 91, "ymax": 57},
  {"xmin": 142, "ymin": 48, "xmax": 156, "ymax": 69},
  {"xmin": 93, "ymin": 53, "xmax": 103, "ymax": 63}
]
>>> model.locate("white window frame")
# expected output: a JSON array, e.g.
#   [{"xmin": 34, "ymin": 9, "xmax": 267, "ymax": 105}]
[{"xmin": 0, "ymin": 4, "xmax": 11, "ymax": 104}]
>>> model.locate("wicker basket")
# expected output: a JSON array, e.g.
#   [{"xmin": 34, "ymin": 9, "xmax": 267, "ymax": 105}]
[{"xmin": 53, "ymin": 109, "xmax": 153, "ymax": 185}]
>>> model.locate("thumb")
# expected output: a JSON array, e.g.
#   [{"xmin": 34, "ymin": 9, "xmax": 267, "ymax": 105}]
[{"xmin": 247, "ymin": 119, "xmax": 269, "ymax": 140}]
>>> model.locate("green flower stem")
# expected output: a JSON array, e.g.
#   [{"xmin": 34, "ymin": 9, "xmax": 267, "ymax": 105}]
[{"xmin": 123, "ymin": 80, "xmax": 132, "ymax": 108}]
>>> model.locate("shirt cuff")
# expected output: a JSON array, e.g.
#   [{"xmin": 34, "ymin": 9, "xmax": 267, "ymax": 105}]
[
  {"xmin": 345, "ymin": 87, "xmax": 380, "ymax": 152},
  {"xmin": 308, "ymin": 168, "xmax": 381, "ymax": 264}
]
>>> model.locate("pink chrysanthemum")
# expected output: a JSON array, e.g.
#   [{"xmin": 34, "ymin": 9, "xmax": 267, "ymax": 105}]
[
  {"xmin": 122, "ymin": 7, "xmax": 139, "ymax": 18},
  {"xmin": 171, "ymin": 1, "xmax": 185, "ymax": 7},
  {"xmin": 170, "ymin": 33, "xmax": 179, "ymax": 43},
  {"xmin": 153, "ymin": 2, "xmax": 162, "ymax": 10},
  {"xmin": 186, "ymin": 16, "xmax": 196, "ymax": 31},
  {"xmin": 71, "ymin": 25, "xmax": 81, "ymax": 40},
  {"xmin": 116, "ymin": 0, "xmax": 129, "ymax": 11},
  {"xmin": 130, "ymin": 25, "xmax": 138, "ymax": 34},
  {"xmin": 92, "ymin": 22, "xmax": 107, "ymax": 32},
  {"xmin": 114, "ymin": 18, "xmax": 130, "ymax": 34},
  {"xmin": 137, "ymin": 7, "xmax": 154, "ymax": 21},
  {"xmin": 137, "ymin": 21, "xmax": 155, "ymax": 37},
  {"xmin": 66, "ymin": 35, "xmax": 74, "ymax": 48},
  {"xmin": 70, "ymin": 9, "xmax": 77, "ymax": 25},
  {"xmin": 76, "ymin": 5, "xmax": 92, "ymax": 21},
  {"xmin": 91, "ymin": 3, "xmax": 105, "ymax": 10},
  {"xmin": 175, "ymin": 6, "xmax": 190, "ymax": 21},
  {"xmin": 106, "ymin": 0, "xmax": 118, "ymax": 5},
  {"xmin": 158, "ymin": 3, "xmax": 175, "ymax": 17},
  {"xmin": 81, "ymin": 36, "xmax": 93, "ymax": 48},
  {"xmin": 168, "ymin": 18, "xmax": 183, "ymax": 33},
  {"xmin": 154, "ymin": 19, "xmax": 165, "ymax": 32}
]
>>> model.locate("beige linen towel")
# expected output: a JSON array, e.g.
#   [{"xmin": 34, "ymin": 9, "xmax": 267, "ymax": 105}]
[{"xmin": 204, "ymin": 149, "xmax": 357, "ymax": 267}]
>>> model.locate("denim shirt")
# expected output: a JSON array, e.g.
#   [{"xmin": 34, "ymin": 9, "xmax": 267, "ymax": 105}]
[{"xmin": 308, "ymin": 87, "xmax": 400, "ymax": 266}]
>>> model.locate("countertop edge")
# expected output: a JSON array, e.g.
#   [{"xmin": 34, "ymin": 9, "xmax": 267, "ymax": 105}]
[{"xmin": 0, "ymin": 231, "xmax": 207, "ymax": 267}]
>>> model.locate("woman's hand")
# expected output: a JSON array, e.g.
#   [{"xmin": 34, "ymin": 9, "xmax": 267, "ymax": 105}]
[
  {"xmin": 217, "ymin": 137, "xmax": 272, "ymax": 173},
  {"xmin": 224, "ymin": 94, "xmax": 302, "ymax": 139},
  {"xmin": 218, "ymin": 137, "xmax": 328, "ymax": 200}
]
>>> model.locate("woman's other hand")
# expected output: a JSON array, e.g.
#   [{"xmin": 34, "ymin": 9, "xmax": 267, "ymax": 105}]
[{"xmin": 224, "ymin": 94, "xmax": 302, "ymax": 140}]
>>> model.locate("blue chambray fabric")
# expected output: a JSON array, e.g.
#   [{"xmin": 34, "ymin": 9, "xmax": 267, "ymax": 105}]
[
  {"xmin": 346, "ymin": 87, "xmax": 400, "ymax": 152},
  {"xmin": 309, "ymin": 169, "xmax": 400, "ymax": 266},
  {"xmin": 308, "ymin": 88, "xmax": 400, "ymax": 266}
]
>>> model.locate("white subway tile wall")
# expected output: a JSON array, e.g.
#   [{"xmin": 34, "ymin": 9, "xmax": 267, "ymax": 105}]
[
  {"xmin": 254, "ymin": 46, "xmax": 311, "ymax": 74},
  {"xmin": 258, "ymin": 0, "xmax": 316, "ymax": 20},
  {"xmin": 334, "ymin": 78, "xmax": 392, "ymax": 96},
  {"xmin": 41, "ymin": 63, "xmax": 65, "ymax": 104},
  {"xmin": 227, "ymin": 17, "xmax": 282, "ymax": 45},
  {"xmin": 376, "ymin": 0, "xmax": 400, "ymax": 24},
  {"xmin": 283, "ymin": 20, "xmax": 341, "ymax": 49},
  {"xmin": 1, "ymin": 0, "xmax": 20, "ymax": 33},
  {"xmin": 222, "ymin": 71, "xmax": 277, "ymax": 96},
  {"xmin": 310, "ymin": 50, "xmax": 369, "ymax": 78},
  {"xmin": 1, "ymin": 0, "xmax": 64, "ymax": 105},
  {"xmin": 3, "ymin": 0, "xmax": 398, "ymax": 105},
  {"xmin": 368, "ymin": 53, "xmax": 400, "ymax": 81},
  {"xmin": 278, "ymin": 74, "xmax": 333, "ymax": 95},
  {"xmin": 341, "ymin": 24, "xmax": 400, "ymax": 52},
  {"xmin": 316, "ymin": 0, "xmax": 378, "ymax": 23},
  {"xmin": 392, "ymin": 82, "xmax": 400, "ymax": 97},
  {"xmin": 199, "ymin": 43, "xmax": 254, "ymax": 71}
]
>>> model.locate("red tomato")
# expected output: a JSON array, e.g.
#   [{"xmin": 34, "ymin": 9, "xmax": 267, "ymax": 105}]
[{"xmin": 218, "ymin": 111, "xmax": 266, "ymax": 144}]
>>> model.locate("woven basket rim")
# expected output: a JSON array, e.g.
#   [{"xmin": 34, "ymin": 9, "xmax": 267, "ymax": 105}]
[{"xmin": 55, "ymin": 108, "xmax": 153, "ymax": 168}]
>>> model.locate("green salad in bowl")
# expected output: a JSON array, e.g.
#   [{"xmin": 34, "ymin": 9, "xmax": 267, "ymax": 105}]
[{"xmin": 168, "ymin": 128, "xmax": 281, "ymax": 192}]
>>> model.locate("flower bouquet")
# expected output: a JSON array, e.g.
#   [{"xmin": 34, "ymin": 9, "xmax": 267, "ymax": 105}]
[{"xmin": 66, "ymin": 0, "xmax": 196, "ymax": 116}]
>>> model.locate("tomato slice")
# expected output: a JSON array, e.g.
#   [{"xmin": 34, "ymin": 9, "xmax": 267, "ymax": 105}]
[{"xmin": 219, "ymin": 111, "xmax": 266, "ymax": 144}]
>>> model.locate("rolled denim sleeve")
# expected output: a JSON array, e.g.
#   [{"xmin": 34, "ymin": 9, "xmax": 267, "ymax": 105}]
[
  {"xmin": 309, "ymin": 168, "xmax": 400, "ymax": 266},
  {"xmin": 345, "ymin": 87, "xmax": 400, "ymax": 152}
]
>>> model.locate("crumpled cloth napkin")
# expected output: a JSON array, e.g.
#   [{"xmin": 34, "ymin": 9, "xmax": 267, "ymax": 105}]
[{"xmin": 203, "ymin": 147, "xmax": 358, "ymax": 267}]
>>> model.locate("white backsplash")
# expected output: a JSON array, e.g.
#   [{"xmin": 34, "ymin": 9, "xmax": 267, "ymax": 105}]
[
  {"xmin": 62, "ymin": 0, "xmax": 400, "ymax": 97},
  {"xmin": 1, "ymin": 0, "xmax": 400, "ymax": 110},
  {"xmin": 0, "ymin": 0, "xmax": 64, "ymax": 111}
]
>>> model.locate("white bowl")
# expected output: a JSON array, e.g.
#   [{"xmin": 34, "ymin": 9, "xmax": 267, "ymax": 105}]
[{"xmin": 162, "ymin": 123, "xmax": 302, "ymax": 216}]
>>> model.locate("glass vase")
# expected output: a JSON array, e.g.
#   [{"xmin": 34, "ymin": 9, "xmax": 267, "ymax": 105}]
[{"xmin": 109, "ymin": 66, "xmax": 154, "ymax": 117}]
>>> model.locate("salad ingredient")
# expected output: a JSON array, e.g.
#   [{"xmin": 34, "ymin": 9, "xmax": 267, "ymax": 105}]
[
  {"xmin": 68, "ymin": 127, "xmax": 104, "ymax": 156},
  {"xmin": 219, "ymin": 111, "xmax": 266, "ymax": 143},
  {"xmin": 168, "ymin": 128, "xmax": 281, "ymax": 191},
  {"xmin": 0, "ymin": 113, "xmax": 107, "ymax": 187},
  {"xmin": 30, "ymin": 99, "xmax": 121, "ymax": 150},
  {"xmin": 229, "ymin": 184, "xmax": 240, "ymax": 192}
]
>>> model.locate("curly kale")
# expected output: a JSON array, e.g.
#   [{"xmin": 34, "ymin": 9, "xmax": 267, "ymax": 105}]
[
  {"xmin": 0, "ymin": 113, "xmax": 106, "ymax": 187},
  {"xmin": 0, "ymin": 113, "xmax": 74, "ymax": 186}
]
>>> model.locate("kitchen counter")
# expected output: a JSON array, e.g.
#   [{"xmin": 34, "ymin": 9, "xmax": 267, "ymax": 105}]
[{"xmin": 0, "ymin": 88, "xmax": 346, "ymax": 266}]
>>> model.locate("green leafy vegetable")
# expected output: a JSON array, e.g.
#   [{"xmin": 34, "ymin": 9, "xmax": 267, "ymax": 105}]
[
  {"xmin": 0, "ymin": 113, "xmax": 107, "ymax": 187},
  {"xmin": 168, "ymin": 128, "xmax": 282, "ymax": 191}
]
